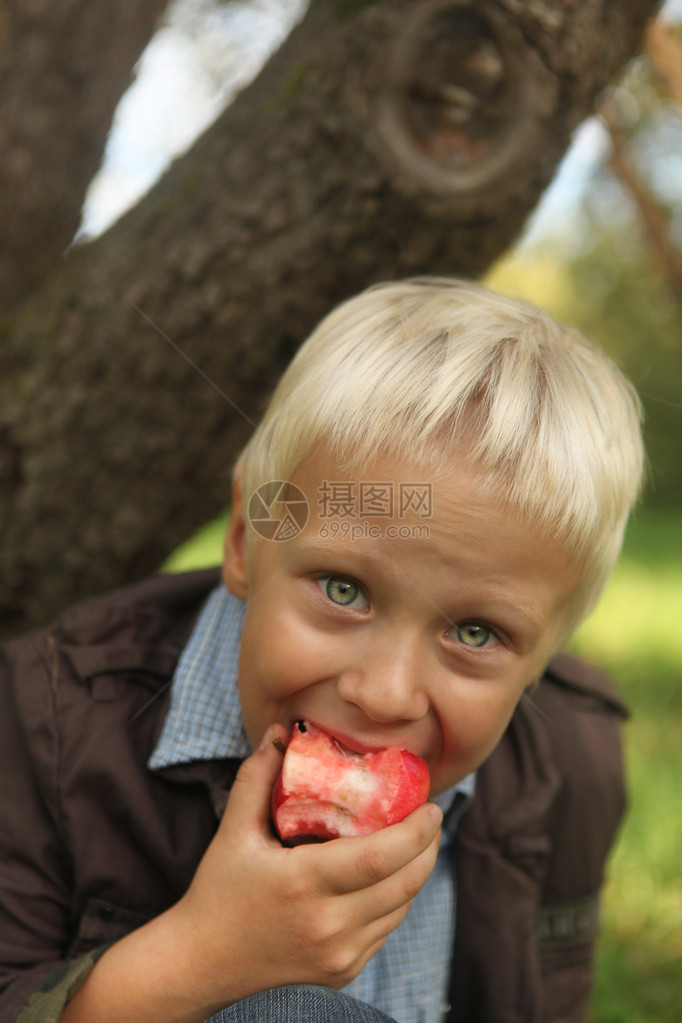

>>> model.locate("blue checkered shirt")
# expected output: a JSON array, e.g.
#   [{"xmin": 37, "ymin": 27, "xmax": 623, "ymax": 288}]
[{"xmin": 149, "ymin": 585, "xmax": 475, "ymax": 1023}]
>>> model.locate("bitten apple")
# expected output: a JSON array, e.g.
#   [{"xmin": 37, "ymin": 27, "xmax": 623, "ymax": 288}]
[{"xmin": 271, "ymin": 721, "xmax": 430, "ymax": 843}]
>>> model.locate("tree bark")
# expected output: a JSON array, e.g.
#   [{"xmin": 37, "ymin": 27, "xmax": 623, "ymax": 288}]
[
  {"xmin": 0, "ymin": 0, "xmax": 168, "ymax": 320},
  {"xmin": 0, "ymin": 0, "xmax": 661, "ymax": 637}
]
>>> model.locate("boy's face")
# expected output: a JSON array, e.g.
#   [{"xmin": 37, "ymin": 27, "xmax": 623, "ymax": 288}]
[{"xmin": 223, "ymin": 445, "xmax": 581, "ymax": 797}]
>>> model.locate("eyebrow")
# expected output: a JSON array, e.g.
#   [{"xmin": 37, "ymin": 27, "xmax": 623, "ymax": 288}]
[
  {"xmin": 482, "ymin": 593, "xmax": 549, "ymax": 644},
  {"xmin": 416, "ymin": 576, "xmax": 547, "ymax": 645}
]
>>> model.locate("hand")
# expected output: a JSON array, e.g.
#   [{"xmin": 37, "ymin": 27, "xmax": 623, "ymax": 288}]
[
  {"xmin": 60, "ymin": 725, "xmax": 442, "ymax": 1023},
  {"xmin": 171, "ymin": 724, "xmax": 443, "ymax": 1011}
]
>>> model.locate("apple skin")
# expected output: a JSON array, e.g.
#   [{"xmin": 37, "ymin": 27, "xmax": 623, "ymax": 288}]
[{"xmin": 271, "ymin": 721, "xmax": 430, "ymax": 844}]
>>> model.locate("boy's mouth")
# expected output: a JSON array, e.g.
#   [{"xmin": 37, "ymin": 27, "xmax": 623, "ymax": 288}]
[
  {"xmin": 302, "ymin": 719, "xmax": 410, "ymax": 758},
  {"xmin": 302, "ymin": 720, "xmax": 374, "ymax": 758},
  {"xmin": 272, "ymin": 719, "xmax": 431, "ymax": 843}
]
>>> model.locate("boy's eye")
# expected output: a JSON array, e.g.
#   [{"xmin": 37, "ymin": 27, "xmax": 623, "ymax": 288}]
[
  {"xmin": 318, "ymin": 576, "xmax": 368, "ymax": 610},
  {"xmin": 450, "ymin": 622, "xmax": 498, "ymax": 649}
]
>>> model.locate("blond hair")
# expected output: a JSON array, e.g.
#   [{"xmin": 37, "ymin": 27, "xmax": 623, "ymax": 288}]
[{"xmin": 237, "ymin": 278, "xmax": 645, "ymax": 638}]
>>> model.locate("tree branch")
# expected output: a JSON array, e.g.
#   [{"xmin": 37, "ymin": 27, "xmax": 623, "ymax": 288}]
[{"xmin": 0, "ymin": 0, "xmax": 169, "ymax": 319}]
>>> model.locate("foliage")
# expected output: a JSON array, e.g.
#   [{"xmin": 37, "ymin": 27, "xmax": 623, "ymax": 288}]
[
  {"xmin": 489, "ymin": 16, "xmax": 682, "ymax": 508},
  {"xmin": 570, "ymin": 510, "xmax": 682, "ymax": 1022},
  {"xmin": 488, "ymin": 232, "xmax": 682, "ymax": 506}
]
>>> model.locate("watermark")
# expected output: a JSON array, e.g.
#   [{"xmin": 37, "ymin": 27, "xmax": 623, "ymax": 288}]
[
  {"xmin": 248, "ymin": 480, "xmax": 432, "ymax": 542},
  {"xmin": 318, "ymin": 520, "xmax": 431, "ymax": 541},
  {"xmin": 247, "ymin": 481, "xmax": 309, "ymax": 541},
  {"xmin": 318, "ymin": 481, "xmax": 432, "ymax": 520}
]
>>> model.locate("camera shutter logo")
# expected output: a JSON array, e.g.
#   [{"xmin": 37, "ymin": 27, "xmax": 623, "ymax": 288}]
[{"xmin": 247, "ymin": 481, "xmax": 309, "ymax": 541}]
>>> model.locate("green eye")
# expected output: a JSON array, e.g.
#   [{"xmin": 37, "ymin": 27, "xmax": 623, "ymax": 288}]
[
  {"xmin": 454, "ymin": 623, "xmax": 497, "ymax": 648},
  {"xmin": 319, "ymin": 576, "xmax": 368, "ymax": 609}
]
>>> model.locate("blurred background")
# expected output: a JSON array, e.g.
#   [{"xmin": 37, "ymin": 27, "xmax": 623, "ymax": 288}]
[{"xmin": 79, "ymin": 1, "xmax": 682, "ymax": 1018}]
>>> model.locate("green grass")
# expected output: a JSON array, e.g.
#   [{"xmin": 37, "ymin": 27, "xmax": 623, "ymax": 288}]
[
  {"xmin": 161, "ymin": 509, "xmax": 230, "ymax": 573},
  {"xmin": 163, "ymin": 504, "xmax": 682, "ymax": 1019},
  {"xmin": 570, "ymin": 508, "xmax": 682, "ymax": 1022}
]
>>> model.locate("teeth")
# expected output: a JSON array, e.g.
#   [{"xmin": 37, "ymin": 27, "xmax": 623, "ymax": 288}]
[
  {"xmin": 331, "ymin": 735, "xmax": 363, "ymax": 760},
  {"xmin": 297, "ymin": 719, "xmax": 382, "ymax": 759}
]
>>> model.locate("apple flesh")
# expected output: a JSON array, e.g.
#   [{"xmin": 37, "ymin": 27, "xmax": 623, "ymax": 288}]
[{"xmin": 271, "ymin": 720, "xmax": 430, "ymax": 843}]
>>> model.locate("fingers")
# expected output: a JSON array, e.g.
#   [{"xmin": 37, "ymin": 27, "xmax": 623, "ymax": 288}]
[
  {"xmin": 343, "ymin": 828, "xmax": 440, "ymax": 928},
  {"xmin": 314, "ymin": 902, "xmax": 414, "ymax": 992},
  {"xmin": 311, "ymin": 802, "xmax": 443, "ymax": 895},
  {"xmin": 219, "ymin": 723, "xmax": 288, "ymax": 834},
  {"xmin": 182, "ymin": 753, "xmax": 441, "ymax": 999}
]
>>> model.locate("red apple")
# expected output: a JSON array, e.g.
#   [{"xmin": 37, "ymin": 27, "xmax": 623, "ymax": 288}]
[{"xmin": 271, "ymin": 720, "xmax": 430, "ymax": 843}]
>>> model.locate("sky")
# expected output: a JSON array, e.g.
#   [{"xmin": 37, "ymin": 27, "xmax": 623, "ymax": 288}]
[
  {"xmin": 78, "ymin": 0, "xmax": 681, "ymax": 245},
  {"xmin": 79, "ymin": 0, "xmax": 307, "ymax": 238}
]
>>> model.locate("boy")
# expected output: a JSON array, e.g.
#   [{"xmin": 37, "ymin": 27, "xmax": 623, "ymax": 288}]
[{"xmin": 0, "ymin": 278, "xmax": 644, "ymax": 1023}]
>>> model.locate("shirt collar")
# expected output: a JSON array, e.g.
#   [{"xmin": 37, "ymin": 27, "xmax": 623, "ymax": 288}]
[{"xmin": 148, "ymin": 585, "xmax": 249, "ymax": 769}]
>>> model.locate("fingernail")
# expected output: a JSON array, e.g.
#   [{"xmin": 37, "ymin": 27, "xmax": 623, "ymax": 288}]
[
  {"xmin": 428, "ymin": 804, "xmax": 443, "ymax": 826},
  {"xmin": 259, "ymin": 725, "xmax": 275, "ymax": 751}
]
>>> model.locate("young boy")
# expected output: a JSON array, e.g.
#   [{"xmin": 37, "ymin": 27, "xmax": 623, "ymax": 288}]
[{"xmin": 0, "ymin": 278, "xmax": 644, "ymax": 1023}]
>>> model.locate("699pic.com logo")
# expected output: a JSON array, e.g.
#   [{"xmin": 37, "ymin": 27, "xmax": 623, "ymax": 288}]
[{"xmin": 247, "ymin": 481, "xmax": 309, "ymax": 541}]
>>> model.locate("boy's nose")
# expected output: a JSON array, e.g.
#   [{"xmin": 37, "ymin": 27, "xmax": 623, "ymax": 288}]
[{"xmin": 336, "ymin": 639, "xmax": 428, "ymax": 723}]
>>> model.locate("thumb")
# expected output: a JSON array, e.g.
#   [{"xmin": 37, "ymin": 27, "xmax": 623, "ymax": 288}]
[{"xmin": 225, "ymin": 723, "xmax": 288, "ymax": 831}]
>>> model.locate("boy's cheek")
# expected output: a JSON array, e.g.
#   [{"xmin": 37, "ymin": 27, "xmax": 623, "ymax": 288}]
[{"xmin": 432, "ymin": 699, "xmax": 520, "ymax": 793}]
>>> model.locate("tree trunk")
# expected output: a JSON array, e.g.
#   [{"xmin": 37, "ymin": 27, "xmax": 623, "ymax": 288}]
[
  {"xmin": 0, "ymin": 0, "xmax": 661, "ymax": 637},
  {"xmin": 0, "ymin": 0, "xmax": 169, "ymax": 321}
]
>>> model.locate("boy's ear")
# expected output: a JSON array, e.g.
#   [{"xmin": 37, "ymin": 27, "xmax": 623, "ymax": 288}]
[{"xmin": 222, "ymin": 473, "xmax": 250, "ymax": 599}]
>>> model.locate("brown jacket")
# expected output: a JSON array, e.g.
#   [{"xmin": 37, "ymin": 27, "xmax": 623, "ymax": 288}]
[{"xmin": 0, "ymin": 570, "xmax": 628, "ymax": 1023}]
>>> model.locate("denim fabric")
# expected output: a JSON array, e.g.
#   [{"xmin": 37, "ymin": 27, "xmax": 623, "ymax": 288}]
[{"xmin": 207, "ymin": 985, "xmax": 397, "ymax": 1022}]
